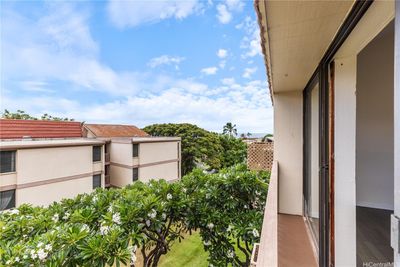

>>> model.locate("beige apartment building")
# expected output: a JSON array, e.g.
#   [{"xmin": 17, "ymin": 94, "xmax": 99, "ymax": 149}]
[
  {"xmin": 254, "ymin": 1, "xmax": 400, "ymax": 266},
  {"xmin": 0, "ymin": 120, "xmax": 181, "ymax": 211},
  {"xmin": 0, "ymin": 120, "xmax": 105, "ymax": 209},
  {"xmin": 83, "ymin": 124, "xmax": 181, "ymax": 187}
]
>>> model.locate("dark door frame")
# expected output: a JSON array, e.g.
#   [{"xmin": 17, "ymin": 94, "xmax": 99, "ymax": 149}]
[{"xmin": 302, "ymin": 1, "xmax": 373, "ymax": 266}]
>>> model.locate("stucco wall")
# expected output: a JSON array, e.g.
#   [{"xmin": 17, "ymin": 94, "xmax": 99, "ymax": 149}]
[
  {"xmin": 139, "ymin": 142, "xmax": 179, "ymax": 165},
  {"xmin": 110, "ymin": 142, "xmax": 132, "ymax": 166},
  {"xmin": 274, "ymin": 91, "xmax": 303, "ymax": 215},
  {"xmin": 356, "ymin": 22, "xmax": 394, "ymax": 210},
  {"xmin": 110, "ymin": 165, "xmax": 132, "ymax": 188},
  {"xmin": 139, "ymin": 162, "xmax": 179, "ymax": 183},
  {"xmin": 17, "ymin": 176, "xmax": 93, "ymax": 206},
  {"xmin": 17, "ymin": 146, "xmax": 93, "ymax": 183}
]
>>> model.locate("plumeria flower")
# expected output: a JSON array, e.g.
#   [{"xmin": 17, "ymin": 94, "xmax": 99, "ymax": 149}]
[
  {"xmin": 6, "ymin": 260, "xmax": 10, "ymax": 265},
  {"xmin": 107, "ymin": 206, "xmax": 113, "ymax": 213},
  {"xmin": 100, "ymin": 225, "xmax": 110, "ymax": 235},
  {"xmin": 182, "ymin": 188, "xmax": 187, "ymax": 193},
  {"xmin": 15, "ymin": 257, "xmax": 20, "ymax": 262},
  {"xmin": 207, "ymin": 223, "xmax": 214, "ymax": 230},
  {"xmin": 166, "ymin": 193, "xmax": 173, "ymax": 200},
  {"xmin": 203, "ymin": 240, "xmax": 211, "ymax": 246},
  {"xmin": 227, "ymin": 225, "xmax": 233, "ymax": 232},
  {"xmin": 23, "ymin": 255, "xmax": 28, "ymax": 260},
  {"xmin": 112, "ymin": 213, "xmax": 121, "ymax": 225},
  {"xmin": 162, "ymin": 213, "xmax": 167, "ymax": 220},
  {"xmin": 81, "ymin": 224, "xmax": 89, "ymax": 232},
  {"xmin": 52, "ymin": 214, "xmax": 59, "ymax": 223},
  {"xmin": 252, "ymin": 229, "xmax": 260, "ymax": 238},
  {"xmin": 37, "ymin": 242, "xmax": 44, "ymax": 248},
  {"xmin": 37, "ymin": 249, "xmax": 47, "ymax": 260},
  {"xmin": 148, "ymin": 209, "xmax": 157, "ymax": 219},
  {"xmin": 62, "ymin": 212, "xmax": 70, "ymax": 220},
  {"xmin": 227, "ymin": 250, "xmax": 235, "ymax": 258},
  {"xmin": 45, "ymin": 244, "xmax": 52, "ymax": 251},
  {"xmin": 146, "ymin": 220, "xmax": 151, "ymax": 227},
  {"xmin": 30, "ymin": 250, "xmax": 37, "ymax": 260}
]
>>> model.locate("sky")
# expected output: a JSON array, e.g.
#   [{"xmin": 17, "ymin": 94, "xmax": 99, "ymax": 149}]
[{"xmin": 1, "ymin": 0, "xmax": 273, "ymax": 133}]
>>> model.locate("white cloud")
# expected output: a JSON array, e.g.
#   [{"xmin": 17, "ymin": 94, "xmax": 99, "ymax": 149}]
[
  {"xmin": 217, "ymin": 49, "xmax": 228, "ymax": 58},
  {"xmin": 219, "ymin": 60, "xmax": 226, "ymax": 69},
  {"xmin": 225, "ymin": 0, "xmax": 244, "ymax": 11},
  {"xmin": 216, "ymin": 4, "xmax": 232, "ymax": 24},
  {"xmin": 237, "ymin": 16, "xmax": 262, "ymax": 58},
  {"xmin": 201, "ymin": 67, "xmax": 218, "ymax": 75},
  {"xmin": 2, "ymin": 79, "xmax": 273, "ymax": 133},
  {"xmin": 19, "ymin": 81, "xmax": 55, "ymax": 93},
  {"xmin": 242, "ymin": 67, "xmax": 257, "ymax": 79},
  {"xmin": 148, "ymin": 55, "xmax": 185, "ymax": 68},
  {"xmin": 107, "ymin": 0, "xmax": 201, "ymax": 28},
  {"xmin": 221, "ymin": 78, "xmax": 235, "ymax": 85}
]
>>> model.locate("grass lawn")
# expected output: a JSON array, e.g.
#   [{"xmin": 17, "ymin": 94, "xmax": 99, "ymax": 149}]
[{"xmin": 158, "ymin": 232, "xmax": 209, "ymax": 267}]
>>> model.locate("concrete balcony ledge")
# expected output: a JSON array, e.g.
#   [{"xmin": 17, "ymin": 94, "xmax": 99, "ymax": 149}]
[{"xmin": 254, "ymin": 161, "xmax": 317, "ymax": 267}]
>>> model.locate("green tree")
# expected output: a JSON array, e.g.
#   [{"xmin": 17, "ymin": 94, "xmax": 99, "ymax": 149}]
[
  {"xmin": 218, "ymin": 134, "xmax": 247, "ymax": 168},
  {"xmin": 222, "ymin": 122, "xmax": 237, "ymax": 137},
  {"xmin": 1, "ymin": 109, "xmax": 74, "ymax": 121},
  {"xmin": 143, "ymin": 123, "xmax": 223, "ymax": 175}
]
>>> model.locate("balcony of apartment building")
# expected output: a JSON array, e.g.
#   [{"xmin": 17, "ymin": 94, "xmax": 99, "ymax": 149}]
[{"xmin": 251, "ymin": 161, "xmax": 318, "ymax": 267}]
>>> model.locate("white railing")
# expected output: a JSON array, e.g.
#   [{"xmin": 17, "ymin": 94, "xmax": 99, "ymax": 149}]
[{"xmin": 252, "ymin": 160, "xmax": 278, "ymax": 267}]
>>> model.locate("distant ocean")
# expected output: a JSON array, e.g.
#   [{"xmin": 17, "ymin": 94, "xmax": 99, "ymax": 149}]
[{"xmin": 239, "ymin": 133, "xmax": 270, "ymax": 138}]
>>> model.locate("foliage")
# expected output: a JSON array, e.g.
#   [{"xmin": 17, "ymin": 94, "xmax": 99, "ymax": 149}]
[
  {"xmin": 218, "ymin": 135, "xmax": 247, "ymax": 169},
  {"xmin": 222, "ymin": 122, "xmax": 237, "ymax": 137},
  {"xmin": 143, "ymin": 123, "xmax": 223, "ymax": 175},
  {"xmin": 1, "ymin": 109, "xmax": 74, "ymax": 121},
  {"xmin": 182, "ymin": 165, "xmax": 269, "ymax": 267},
  {"xmin": 0, "ymin": 165, "xmax": 269, "ymax": 267}
]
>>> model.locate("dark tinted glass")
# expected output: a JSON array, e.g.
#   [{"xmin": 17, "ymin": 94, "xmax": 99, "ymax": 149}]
[
  {"xmin": 93, "ymin": 174, "xmax": 101, "ymax": 189},
  {"xmin": 93, "ymin": 146, "xmax": 102, "ymax": 162},
  {"xmin": 0, "ymin": 151, "xmax": 16, "ymax": 173},
  {"xmin": 0, "ymin": 190, "xmax": 15, "ymax": 210}
]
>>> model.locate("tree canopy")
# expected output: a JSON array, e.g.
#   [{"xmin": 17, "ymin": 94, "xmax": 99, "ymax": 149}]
[
  {"xmin": 143, "ymin": 124, "xmax": 223, "ymax": 175},
  {"xmin": 0, "ymin": 165, "xmax": 269, "ymax": 267},
  {"xmin": 1, "ymin": 110, "xmax": 74, "ymax": 121},
  {"xmin": 222, "ymin": 122, "xmax": 237, "ymax": 137}
]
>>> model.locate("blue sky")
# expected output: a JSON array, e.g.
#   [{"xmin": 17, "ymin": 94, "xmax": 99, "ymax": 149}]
[{"xmin": 1, "ymin": 0, "xmax": 272, "ymax": 133}]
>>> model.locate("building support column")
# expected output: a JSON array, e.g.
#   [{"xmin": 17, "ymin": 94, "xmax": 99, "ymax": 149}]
[{"xmin": 394, "ymin": 2, "xmax": 400, "ymax": 266}]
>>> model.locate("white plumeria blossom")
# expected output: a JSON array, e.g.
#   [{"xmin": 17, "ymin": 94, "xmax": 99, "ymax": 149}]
[
  {"xmin": 81, "ymin": 224, "xmax": 90, "ymax": 232},
  {"xmin": 146, "ymin": 220, "xmax": 151, "ymax": 227},
  {"xmin": 100, "ymin": 225, "xmax": 110, "ymax": 235},
  {"xmin": 182, "ymin": 188, "xmax": 187, "ymax": 193},
  {"xmin": 15, "ymin": 257, "xmax": 20, "ymax": 262},
  {"xmin": 166, "ymin": 193, "xmax": 173, "ymax": 200},
  {"xmin": 37, "ymin": 242, "xmax": 44, "ymax": 248},
  {"xmin": 203, "ymin": 240, "xmax": 211, "ymax": 246},
  {"xmin": 112, "ymin": 213, "xmax": 121, "ymax": 225},
  {"xmin": 227, "ymin": 250, "xmax": 234, "ymax": 258},
  {"xmin": 52, "ymin": 214, "xmax": 59, "ymax": 223},
  {"xmin": 62, "ymin": 212, "xmax": 70, "ymax": 220},
  {"xmin": 227, "ymin": 225, "xmax": 233, "ymax": 232},
  {"xmin": 148, "ymin": 209, "xmax": 157, "ymax": 219},
  {"xmin": 107, "ymin": 206, "xmax": 113, "ymax": 213},
  {"xmin": 252, "ymin": 229, "xmax": 260, "ymax": 238},
  {"xmin": 162, "ymin": 213, "xmax": 167, "ymax": 220},
  {"xmin": 45, "ymin": 244, "xmax": 52, "ymax": 251},
  {"xmin": 6, "ymin": 260, "xmax": 10, "ymax": 265},
  {"xmin": 207, "ymin": 223, "xmax": 214, "ymax": 230},
  {"xmin": 23, "ymin": 255, "xmax": 28, "ymax": 259},
  {"xmin": 30, "ymin": 250, "xmax": 37, "ymax": 260},
  {"xmin": 37, "ymin": 248, "xmax": 47, "ymax": 260}
]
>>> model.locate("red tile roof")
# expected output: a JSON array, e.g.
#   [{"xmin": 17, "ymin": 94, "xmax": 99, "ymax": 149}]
[
  {"xmin": 0, "ymin": 119, "xmax": 83, "ymax": 139},
  {"xmin": 84, "ymin": 124, "xmax": 149, "ymax": 138}
]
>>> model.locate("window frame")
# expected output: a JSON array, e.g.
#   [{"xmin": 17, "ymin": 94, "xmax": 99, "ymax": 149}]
[
  {"xmin": 0, "ymin": 150, "xmax": 16, "ymax": 174},
  {"xmin": 92, "ymin": 174, "xmax": 102, "ymax": 189},
  {"xmin": 0, "ymin": 189, "xmax": 16, "ymax": 210},
  {"xmin": 132, "ymin": 168, "xmax": 139, "ymax": 182},
  {"xmin": 132, "ymin": 143, "xmax": 139, "ymax": 158},
  {"xmin": 92, "ymin": 146, "xmax": 102, "ymax": 162}
]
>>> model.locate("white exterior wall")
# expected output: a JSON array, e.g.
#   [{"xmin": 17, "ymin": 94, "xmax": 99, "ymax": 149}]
[
  {"xmin": 139, "ymin": 142, "xmax": 178, "ymax": 165},
  {"xmin": 356, "ymin": 24, "xmax": 394, "ymax": 210},
  {"xmin": 274, "ymin": 91, "xmax": 303, "ymax": 215},
  {"xmin": 139, "ymin": 162, "xmax": 179, "ymax": 183},
  {"xmin": 334, "ymin": 56, "xmax": 357, "ymax": 267}
]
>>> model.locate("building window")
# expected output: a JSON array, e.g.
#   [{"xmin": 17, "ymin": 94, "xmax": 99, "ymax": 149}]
[
  {"xmin": 93, "ymin": 146, "xmax": 102, "ymax": 162},
  {"xmin": 93, "ymin": 174, "xmax": 101, "ymax": 189},
  {"xmin": 132, "ymin": 144, "xmax": 139, "ymax": 157},
  {"xmin": 132, "ymin": 168, "xmax": 139, "ymax": 182},
  {"xmin": 0, "ymin": 190, "xmax": 16, "ymax": 210},
  {"xmin": 0, "ymin": 151, "xmax": 16, "ymax": 173}
]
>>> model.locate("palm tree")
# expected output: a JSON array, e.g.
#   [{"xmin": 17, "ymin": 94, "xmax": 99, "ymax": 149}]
[{"xmin": 223, "ymin": 122, "xmax": 237, "ymax": 137}]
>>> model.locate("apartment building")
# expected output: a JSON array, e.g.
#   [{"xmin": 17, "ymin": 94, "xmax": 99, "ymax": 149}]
[
  {"xmin": 83, "ymin": 124, "xmax": 181, "ymax": 187},
  {"xmin": 0, "ymin": 119, "xmax": 105, "ymax": 210},
  {"xmin": 254, "ymin": 1, "xmax": 399, "ymax": 266}
]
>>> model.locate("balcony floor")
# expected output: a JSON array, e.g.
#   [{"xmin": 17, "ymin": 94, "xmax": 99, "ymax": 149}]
[{"xmin": 278, "ymin": 214, "xmax": 318, "ymax": 267}]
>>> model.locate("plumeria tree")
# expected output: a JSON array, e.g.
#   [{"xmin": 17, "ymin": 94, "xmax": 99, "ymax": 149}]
[{"xmin": 0, "ymin": 165, "xmax": 269, "ymax": 267}]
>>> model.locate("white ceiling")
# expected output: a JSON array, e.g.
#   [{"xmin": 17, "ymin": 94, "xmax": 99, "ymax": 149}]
[{"xmin": 260, "ymin": 0, "xmax": 355, "ymax": 93}]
